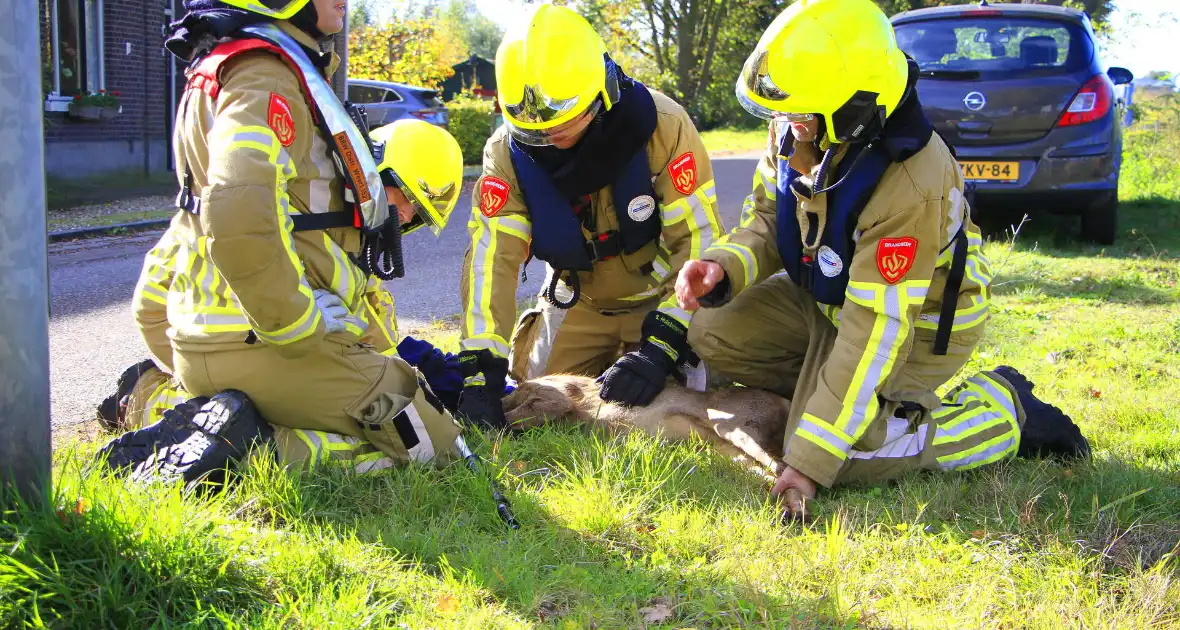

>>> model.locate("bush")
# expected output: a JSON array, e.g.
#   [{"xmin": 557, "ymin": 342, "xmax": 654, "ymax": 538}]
[
  {"xmin": 446, "ymin": 92, "xmax": 497, "ymax": 165},
  {"xmin": 1121, "ymin": 93, "xmax": 1180, "ymax": 200}
]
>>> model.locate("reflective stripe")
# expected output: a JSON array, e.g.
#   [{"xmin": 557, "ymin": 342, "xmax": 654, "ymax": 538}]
[
  {"xmin": 708, "ymin": 241, "xmax": 758, "ymax": 290},
  {"xmin": 915, "ymin": 295, "xmax": 989, "ymax": 331},
  {"xmin": 527, "ymin": 298, "xmax": 570, "ymax": 379},
  {"xmin": 465, "ymin": 213, "xmax": 498, "ymax": 344},
  {"xmin": 620, "ymin": 285, "xmax": 662, "ymax": 302},
  {"xmin": 757, "ymin": 165, "xmax": 776, "ymax": 202},
  {"xmin": 659, "ymin": 305, "xmax": 691, "ymax": 328},
  {"xmin": 495, "ymin": 215, "xmax": 531, "ymax": 241},
  {"xmin": 322, "ymin": 233, "xmax": 366, "ymax": 338},
  {"xmin": 460, "ymin": 335, "xmax": 510, "ymax": 358},
  {"xmin": 937, "ymin": 431, "xmax": 1018, "ymax": 471},
  {"xmin": 798, "ymin": 414, "xmax": 855, "ymax": 457},
  {"xmin": 688, "ymin": 181, "xmax": 720, "ymax": 261},
  {"xmin": 308, "ymin": 130, "xmax": 334, "ymax": 213},
  {"xmin": 254, "ymin": 297, "xmax": 321, "ymax": 345},
  {"xmin": 739, "ymin": 195, "xmax": 758, "ymax": 228},
  {"xmin": 353, "ymin": 451, "xmax": 396, "ymax": 474},
  {"xmin": 293, "ymin": 429, "xmax": 327, "ymax": 469},
  {"xmin": 850, "ymin": 420, "xmax": 930, "ymax": 460},
  {"xmin": 835, "ymin": 284, "xmax": 905, "ymax": 444},
  {"xmin": 402, "ymin": 404, "xmax": 437, "ymax": 463},
  {"xmin": 932, "ymin": 405, "xmax": 1006, "ymax": 444}
]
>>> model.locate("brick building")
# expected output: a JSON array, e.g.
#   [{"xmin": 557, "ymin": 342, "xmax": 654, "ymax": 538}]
[{"xmin": 39, "ymin": 0, "xmax": 186, "ymax": 178}]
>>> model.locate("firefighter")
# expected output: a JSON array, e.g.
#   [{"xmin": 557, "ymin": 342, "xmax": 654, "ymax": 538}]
[
  {"xmin": 96, "ymin": 0, "xmax": 469, "ymax": 482},
  {"xmin": 455, "ymin": 4, "xmax": 725, "ymax": 431},
  {"xmin": 674, "ymin": 0, "xmax": 1091, "ymax": 517}
]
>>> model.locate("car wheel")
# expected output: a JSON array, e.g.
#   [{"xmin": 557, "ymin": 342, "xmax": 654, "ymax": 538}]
[{"xmin": 1080, "ymin": 189, "xmax": 1118, "ymax": 246}]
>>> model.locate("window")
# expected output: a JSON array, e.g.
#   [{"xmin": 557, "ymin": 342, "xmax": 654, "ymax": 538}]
[
  {"xmin": 895, "ymin": 18, "xmax": 1090, "ymax": 80},
  {"xmin": 41, "ymin": 0, "xmax": 104, "ymax": 106},
  {"xmin": 347, "ymin": 84, "xmax": 402, "ymax": 104}
]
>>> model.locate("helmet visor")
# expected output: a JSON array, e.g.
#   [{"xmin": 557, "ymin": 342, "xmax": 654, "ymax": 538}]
[
  {"xmin": 737, "ymin": 47, "xmax": 816, "ymax": 122},
  {"xmin": 504, "ymin": 83, "xmax": 586, "ymax": 126},
  {"xmin": 391, "ymin": 171, "xmax": 457, "ymax": 236},
  {"xmin": 217, "ymin": 0, "xmax": 309, "ymax": 19},
  {"xmin": 506, "ymin": 98, "xmax": 603, "ymax": 147}
]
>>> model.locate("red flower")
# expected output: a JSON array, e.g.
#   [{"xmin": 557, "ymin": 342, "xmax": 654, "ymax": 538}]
[
  {"xmin": 73, "ymin": 94, "xmax": 81, "ymax": 101},
  {"xmin": 99, "ymin": 89, "xmax": 105, "ymax": 93},
  {"xmin": 112, "ymin": 91, "xmax": 120, "ymax": 97}
]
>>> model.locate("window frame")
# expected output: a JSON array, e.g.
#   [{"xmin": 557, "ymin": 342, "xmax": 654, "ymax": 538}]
[{"xmin": 43, "ymin": 0, "xmax": 106, "ymax": 112}]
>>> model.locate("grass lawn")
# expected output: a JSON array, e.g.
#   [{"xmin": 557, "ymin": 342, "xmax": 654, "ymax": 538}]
[
  {"xmin": 699, "ymin": 127, "xmax": 768, "ymax": 156},
  {"xmin": 46, "ymin": 208, "xmax": 175, "ymax": 233},
  {"xmin": 5, "ymin": 110, "xmax": 1179, "ymax": 627}
]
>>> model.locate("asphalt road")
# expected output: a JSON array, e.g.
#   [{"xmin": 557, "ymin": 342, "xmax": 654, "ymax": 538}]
[{"xmin": 47, "ymin": 155, "xmax": 759, "ymax": 429}]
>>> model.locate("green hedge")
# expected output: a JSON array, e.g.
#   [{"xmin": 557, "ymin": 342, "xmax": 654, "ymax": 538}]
[{"xmin": 446, "ymin": 93, "xmax": 496, "ymax": 165}]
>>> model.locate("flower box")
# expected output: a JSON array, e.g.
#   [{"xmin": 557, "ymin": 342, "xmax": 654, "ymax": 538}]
[{"xmin": 67, "ymin": 89, "xmax": 122, "ymax": 122}]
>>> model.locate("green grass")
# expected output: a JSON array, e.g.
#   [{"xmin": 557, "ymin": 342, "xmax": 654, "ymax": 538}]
[
  {"xmin": 699, "ymin": 127, "xmax": 767, "ymax": 156},
  {"xmin": 47, "ymin": 208, "xmax": 175, "ymax": 232},
  {"xmin": 5, "ymin": 107, "xmax": 1180, "ymax": 628},
  {"xmin": 46, "ymin": 170, "xmax": 176, "ymax": 211}
]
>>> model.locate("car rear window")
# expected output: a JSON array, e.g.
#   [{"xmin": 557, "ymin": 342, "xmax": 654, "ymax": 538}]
[
  {"xmin": 894, "ymin": 17, "xmax": 1092, "ymax": 79},
  {"xmin": 411, "ymin": 90, "xmax": 445, "ymax": 109},
  {"xmin": 348, "ymin": 85, "xmax": 388, "ymax": 104}
]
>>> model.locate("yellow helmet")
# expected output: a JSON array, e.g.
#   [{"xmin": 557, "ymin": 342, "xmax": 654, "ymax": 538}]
[
  {"xmin": 215, "ymin": 0, "xmax": 310, "ymax": 20},
  {"xmin": 736, "ymin": 0, "xmax": 909, "ymax": 143},
  {"xmin": 495, "ymin": 3, "xmax": 620, "ymax": 146},
  {"xmin": 370, "ymin": 119, "xmax": 463, "ymax": 236}
]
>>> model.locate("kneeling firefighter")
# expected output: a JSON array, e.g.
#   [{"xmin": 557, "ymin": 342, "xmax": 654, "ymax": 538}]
[
  {"xmin": 675, "ymin": 0, "xmax": 1091, "ymax": 518},
  {"xmin": 96, "ymin": 0, "xmax": 506, "ymax": 502},
  {"xmin": 456, "ymin": 4, "xmax": 726, "ymax": 431}
]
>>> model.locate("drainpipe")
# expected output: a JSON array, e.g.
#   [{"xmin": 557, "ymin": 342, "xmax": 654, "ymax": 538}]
[{"xmin": 142, "ymin": 0, "xmax": 150, "ymax": 175}]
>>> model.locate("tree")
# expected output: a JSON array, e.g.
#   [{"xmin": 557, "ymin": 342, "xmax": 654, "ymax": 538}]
[
  {"xmin": 348, "ymin": 0, "xmax": 374, "ymax": 32},
  {"xmin": 348, "ymin": 17, "xmax": 463, "ymax": 90},
  {"xmin": 580, "ymin": 0, "xmax": 733, "ymax": 114},
  {"xmin": 440, "ymin": 0, "xmax": 505, "ymax": 60}
]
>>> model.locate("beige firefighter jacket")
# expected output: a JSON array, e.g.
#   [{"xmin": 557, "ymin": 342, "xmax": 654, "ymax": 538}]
[
  {"xmin": 702, "ymin": 121, "xmax": 993, "ymax": 487},
  {"xmin": 133, "ymin": 222, "xmax": 401, "ymax": 372},
  {"xmin": 459, "ymin": 90, "xmax": 724, "ymax": 359},
  {"xmin": 164, "ymin": 21, "xmax": 380, "ymax": 358}
]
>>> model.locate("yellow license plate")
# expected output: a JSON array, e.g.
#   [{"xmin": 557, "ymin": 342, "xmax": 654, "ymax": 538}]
[{"xmin": 959, "ymin": 161, "xmax": 1020, "ymax": 181}]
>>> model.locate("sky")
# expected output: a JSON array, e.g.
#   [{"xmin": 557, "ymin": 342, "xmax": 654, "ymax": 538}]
[{"xmin": 438, "ymin": 0, "xmax": 1180, "ymax": 80}]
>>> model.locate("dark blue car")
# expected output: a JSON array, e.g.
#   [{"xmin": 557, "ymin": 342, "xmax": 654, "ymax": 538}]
[{"xmin": 892, "ymin": 1, "xmax": 1134, "ymax": 244}]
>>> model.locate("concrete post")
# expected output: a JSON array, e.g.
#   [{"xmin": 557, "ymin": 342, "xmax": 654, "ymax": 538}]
[{"xmin": 0, "ymin": 0, "xmax": 53, "ymax": 508}]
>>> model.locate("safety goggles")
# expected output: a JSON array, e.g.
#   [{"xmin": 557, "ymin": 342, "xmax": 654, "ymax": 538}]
[{"xmin": 505, "ymin": 97, "xmax": 603, "ymax": 147}]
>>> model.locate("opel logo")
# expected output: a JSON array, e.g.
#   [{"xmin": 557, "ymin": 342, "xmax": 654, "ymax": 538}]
[{"xmin": 964, "ymin": 91, "xmax": 987, "ymax": 111}]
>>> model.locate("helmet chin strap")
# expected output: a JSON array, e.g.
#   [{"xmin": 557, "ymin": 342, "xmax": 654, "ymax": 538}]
[{"xmin": 289, "ymin": 1, "xmax": 323, "ymax": 39}]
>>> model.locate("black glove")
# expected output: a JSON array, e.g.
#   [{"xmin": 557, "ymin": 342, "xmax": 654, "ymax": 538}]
[
  {"xmin": 598, "ymin": 311, "xmax": 693, "ymax": 407},
  {"xmin": 457, "ymin": 349, "xmax": 509, "ymax": 431}
]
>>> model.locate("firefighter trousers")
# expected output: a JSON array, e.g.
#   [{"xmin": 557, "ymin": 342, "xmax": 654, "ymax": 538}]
[
  {"xmin": 508, "ymin": 294, "xmax": 649, "ymax": 383},
  {"xmin": 169, "ymin": 340, "xmax": 461, "ymax": 470},
  {"xmin": 686, "ymin": 273, "xmax": 1026, "ymax": 487}
]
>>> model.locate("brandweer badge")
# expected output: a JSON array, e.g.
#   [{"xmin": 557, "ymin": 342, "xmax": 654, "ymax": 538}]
[
  {"xmin": 669, "ymin": 152, "xmax": 697, "ymax": 195},
  {"xmin": 876, "ymin": 237, "xmax": 918, "ymax": 284},
  {"xmin": 267, "ymin": 93, "xmax": 295, "ymax": 147},
  {"xmin": 480, "ymin": 176, "xmax": 511, "ymax": 217}
]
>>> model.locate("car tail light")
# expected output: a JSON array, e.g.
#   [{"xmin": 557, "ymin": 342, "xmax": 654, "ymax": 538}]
[
  {"xmin": 1057, "ymin": 74, "xmax": 1113, "ymax": 127},
  {"xmin": 409, "ymin": 109, "xmax": 435, "ymax": 120}
]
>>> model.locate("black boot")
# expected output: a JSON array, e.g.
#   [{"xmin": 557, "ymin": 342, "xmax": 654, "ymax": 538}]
[
  {"xmin": 129, "ymin": 389, "xmax": 273, "ymax": 488},
  {"xmin": 96, "ymin": 359, "xmax": 158, "ymax": 431},
  {"xmin": 993, "ymin": 366, "xmax": 1091, "ymax": 461},
  {"xmin": 94, "ymin": 396, "xmax": 210, "ymax": 474}
]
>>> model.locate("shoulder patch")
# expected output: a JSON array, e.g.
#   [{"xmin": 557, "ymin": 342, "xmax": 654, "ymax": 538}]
[
  {"xmin": 267, "ymin": 93, "xmax": 296, "ymax": 147},
  {"xmin": 479, "ymin": 176, "xmax": 511, "ymax": 217},
  {"xmin": 668, "ymin": 152, "xmax": 697, "ymax": 195},
  {"xmin": 876, "ymin": 237, "xmax": 918, "ymax": 284}
]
